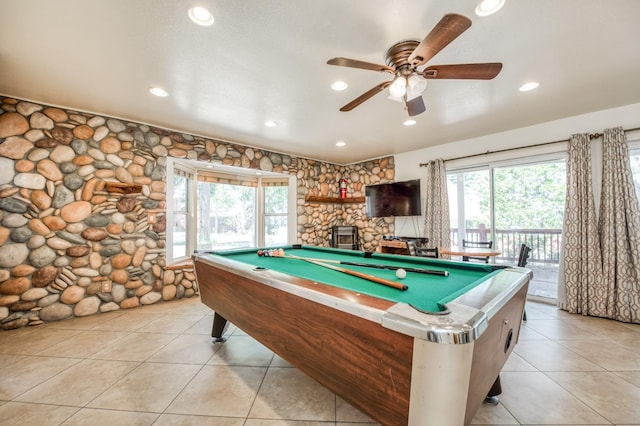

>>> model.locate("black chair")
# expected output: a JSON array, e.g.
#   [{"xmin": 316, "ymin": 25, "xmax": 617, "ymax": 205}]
[
  {"xmin": 517, "ymin": 243, "xmax": 531, "ymax": 268},
  {"xmin": 462, "ymin": 239, "xmax": 493, "ymax": 263},
  {"xmin": 517, "ymin": 243, "xmax": 531, "ymax": 321},
  {"xmin": 404, "ymin": 239, "xmax": 416, "ymax": 256},
  {"xmin": 405, "ymin": 237, "xmax": 429, "ymax": 256},
  {"xmin": 415, "ymin": 247, "xmax": 439, "ymax": 258}
]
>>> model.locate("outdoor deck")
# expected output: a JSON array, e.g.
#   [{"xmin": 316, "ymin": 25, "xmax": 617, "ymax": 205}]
[{"xmin": 453, "ymin": 227, "xmax": 561, "ymax": 301}]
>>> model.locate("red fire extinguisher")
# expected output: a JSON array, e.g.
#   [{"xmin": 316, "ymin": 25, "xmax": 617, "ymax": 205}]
[{"xmin": 339, "ymin": 178, "xmax": 347, "ymax": 198}]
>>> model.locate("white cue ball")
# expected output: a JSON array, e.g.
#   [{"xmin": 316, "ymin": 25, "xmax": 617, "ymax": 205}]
[{"xmin": 395, "ymin": 268, "xmax": 407, "ymax": 279}]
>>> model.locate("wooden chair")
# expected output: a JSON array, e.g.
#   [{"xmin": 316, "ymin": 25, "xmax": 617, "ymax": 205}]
[
  {"xmin": 462, "ymin": 239, "xmax": 493, "ymax": 263},
  {"xmin": 517, "ymin": 243, "xmax": 531, "ymax": 321},
  {"xmin": 415, "ymin": 247, "xmax": 439, "ymax": 258}
]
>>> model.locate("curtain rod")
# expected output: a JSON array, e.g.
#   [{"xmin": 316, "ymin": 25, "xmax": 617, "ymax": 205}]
[{"xmin": 419, "ymin": 126, "xmax": 640, "ymax": 166}]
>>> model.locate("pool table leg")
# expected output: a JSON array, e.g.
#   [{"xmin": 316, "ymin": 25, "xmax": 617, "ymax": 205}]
[
  {"xmin": 211, "ymin": 312, "xmax": 229, "ymax": 342},
  {"xmin": 484, "ymin": 376, "xmax": 502, "ymax": 405}
]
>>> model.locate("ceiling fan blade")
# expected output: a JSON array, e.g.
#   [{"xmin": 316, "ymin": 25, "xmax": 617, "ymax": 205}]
[
  {"xmin": 327, "ymin": 57, "xmax": 395, "ymax": 74},
  {"xmin": 340, "ymin": 81, "xmax": 391, "ymax": 112},
  {"xmin": 406, "ymin": 96, "xmax": 426, "ymax": 117},
  {"xmin": 408, "ymin": 14, "xmax": 472, "ymax": 67},
  {"xmin": 422, "ymin": 63, "xmax": 503, "ymax": 79}
]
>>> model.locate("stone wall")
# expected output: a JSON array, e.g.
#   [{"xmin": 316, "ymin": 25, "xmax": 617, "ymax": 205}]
[
  {"xmin": 0, "ymin": 96, "xmax": 395, "ymax": 329},
  {"xmin": 297, "ymin": 157, "xmax": 396, "ymax": 249}
]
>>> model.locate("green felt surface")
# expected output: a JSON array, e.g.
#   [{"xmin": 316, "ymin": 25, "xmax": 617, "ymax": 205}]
[{"xmin": 211, "ymin": 245, "xmax": 501, "ymax": 313}]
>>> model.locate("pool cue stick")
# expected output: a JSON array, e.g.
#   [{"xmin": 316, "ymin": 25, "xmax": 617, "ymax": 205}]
[
  {"xmin": 291, "ymin": 256, "xmax": 408, "ymax": 291},
  {"xmin": 280, "ymin": 254, "xmax": 449, "ymax": 277}
]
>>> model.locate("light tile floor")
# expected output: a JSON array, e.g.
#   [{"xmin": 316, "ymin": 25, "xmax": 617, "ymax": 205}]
[{"xmin": 1, "ymin": 298, "xmax": 639, "ymax": 425}]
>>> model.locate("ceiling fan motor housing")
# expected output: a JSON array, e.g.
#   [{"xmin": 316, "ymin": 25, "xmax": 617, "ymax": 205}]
[{"xmin": 385, "ymin": 40, "xmax": 421, "ymax": 72}]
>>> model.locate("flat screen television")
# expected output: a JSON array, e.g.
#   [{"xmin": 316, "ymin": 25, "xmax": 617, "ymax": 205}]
[{"xmin": 365, "ymin": 179, "xmax": 422, "ymax": 217}]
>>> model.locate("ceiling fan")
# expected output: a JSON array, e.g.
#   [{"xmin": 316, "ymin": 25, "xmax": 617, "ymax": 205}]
[{"xmin": 327, "ymin": 13, "xmax": 503, "ymax": 117}]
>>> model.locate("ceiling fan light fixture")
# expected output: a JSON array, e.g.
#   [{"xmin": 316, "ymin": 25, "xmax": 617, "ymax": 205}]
[
  {"xmin": 475, "ymin": 0, "xmax": 505, "ymax": 16},
  {"xmin": 188, "ymin": 6, "xmax": 214, "ymax": 26},
  {"xmin": 335, "ymin": 141, "xmax": 346, "ymax": 147},
  {"xmin": 406, "ymin": 75, "xmax": 427, "ymax": 99},
  {"xmin": 331, "ymin": 81, "xmax": 348, "ymax": 91},
  {"xmin": 408, "ymin": 75, "xmax": 427, "ymax": 93},
  {"xmin": 389, "ymin": 76, "xmax": 407, "ymax": 98}
]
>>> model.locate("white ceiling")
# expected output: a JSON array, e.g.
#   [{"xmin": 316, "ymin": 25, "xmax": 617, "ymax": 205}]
[{"xmin": 2, "ymin": 0, "xmax": 640, "ymax": 164}]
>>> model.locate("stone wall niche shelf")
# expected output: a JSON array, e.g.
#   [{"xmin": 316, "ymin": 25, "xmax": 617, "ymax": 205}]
[
  {"xmin": 104, "ymin": 182, "xmax": 143, "ymax": 194},
  {"xmin": 305, "ymin": 195, "xmax": 365, "ymax": 204}
]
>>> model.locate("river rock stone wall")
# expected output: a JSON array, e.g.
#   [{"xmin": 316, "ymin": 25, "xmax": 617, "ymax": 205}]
[
  {"xmin": 298, "ymin": 158, "xmax": 396, "ymax": 249},
  {"xmin": 0, "ymin": 96, "xmax": 395, "ymax": 329}
]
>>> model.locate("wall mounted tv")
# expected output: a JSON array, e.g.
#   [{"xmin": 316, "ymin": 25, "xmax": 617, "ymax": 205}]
[{"xmin": 365, "ymin": 179, "xmax": 422, "ymax": 217}]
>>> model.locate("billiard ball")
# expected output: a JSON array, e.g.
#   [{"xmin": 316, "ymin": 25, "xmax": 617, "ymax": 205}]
[{"xmin": 395, "ymin": 268, "xmax": 407, "ymax": 279}]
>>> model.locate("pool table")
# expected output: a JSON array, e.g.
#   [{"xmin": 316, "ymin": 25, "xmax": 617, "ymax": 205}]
[{"xmin": 193, "ymin": 245, "xmax": 530, "ymax": 426}]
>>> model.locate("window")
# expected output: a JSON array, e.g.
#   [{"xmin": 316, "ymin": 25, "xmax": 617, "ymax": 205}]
[
  {"xmin": 167, "ymin": 160, "xmax": 295, "ymax": 263},
  {"xmin": 168, "ymin": 164, "xmax": 195, "ymax": 261},
  {"xmin": 197, "ymin": 179, "xmax": 256, "ymax": 250},
  {"xmin": 197, "ymin": 172, "xmax": 258, "ymax": 250},
  {"xmin": 262, "ymin": 181, "xmax": 289, "ymax": 246}
]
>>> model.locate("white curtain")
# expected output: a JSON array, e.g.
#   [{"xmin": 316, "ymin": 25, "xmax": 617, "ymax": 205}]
[
  {"xmin": 598, "ymin": 127, "xmax": 640, "ymax": 323},
  {"xmin": 559, "ymin": 133, "xmax": 604, "ymax": 315},
  {"xmin": 422, "ymin": 159, "xmax": 451, "ymax": 249}
]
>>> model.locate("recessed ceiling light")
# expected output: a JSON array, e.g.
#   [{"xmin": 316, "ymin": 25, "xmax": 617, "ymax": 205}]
[
  {"xmin": 264, "ymin": 120, "xmax": 278, "ymax": 127},
  {"xmin": 149, "ymin": 87, "xmax": 168, "ymax": 97},
  {"xmin": 475, "ymin": 0, "xmax": 505, "ymax": 16},
  {"xmin": 403, "ymin": 119, "xmax": 417, "ymax": 126},
  {"xmin": 335, "ymin": 141, "xmax": 346, "ymax": 147},
  {"xmin": 519, "ymin": 81, "xmax": 540, "ymax": 92},
  {"xmin": 188, "ymin": 7, "xmax": 214, "ymax": 26},
  {"xmin": 331, "ymin": 81, "xmax": 348, "ymax": 91}
]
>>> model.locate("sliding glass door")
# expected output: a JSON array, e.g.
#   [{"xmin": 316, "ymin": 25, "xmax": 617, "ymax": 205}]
[
  {"xmin": 448, "ymin": 158, "xmax": 566, "ymax": 300},
  {"xmin": 493, "ymin": 161, "xmax": 566, "ymax": 298},
  {"xmin": 447, "ymin": 169, "xmax": 491, "ymax": 246}
]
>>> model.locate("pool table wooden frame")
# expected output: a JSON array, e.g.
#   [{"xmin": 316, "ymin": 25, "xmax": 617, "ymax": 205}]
[{"xmin": 193, "ymin": 249, "xmax": 530, "ymax": 426}]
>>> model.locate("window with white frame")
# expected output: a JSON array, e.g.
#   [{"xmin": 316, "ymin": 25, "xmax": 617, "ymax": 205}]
[
  {"xmin": 166, "ymin": 161, "xmax": 295, "ymax": 263},
  {"xmin": 196, "ymin": 172, "xmax": 257, "ymax": 250},
  {"xmin": 261, "ymin": 179, "xmax": 290, "ymax": 247},
  {"xmin": 169, "ymin": 164, "xmax": 195, "ymax": 261}
]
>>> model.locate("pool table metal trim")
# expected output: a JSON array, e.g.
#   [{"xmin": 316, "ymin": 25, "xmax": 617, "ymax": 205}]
[{"xmin": 192, "ymin": 252, "xmax": 531, "ymax": 344}]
